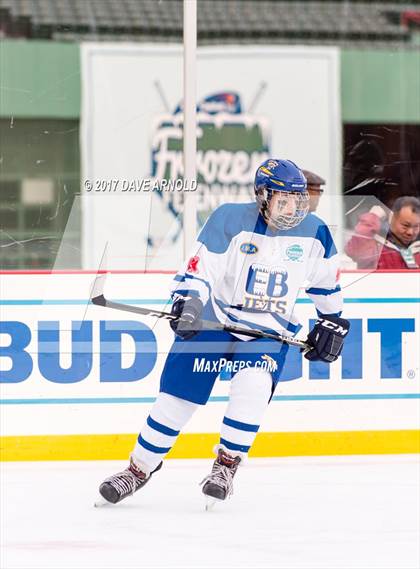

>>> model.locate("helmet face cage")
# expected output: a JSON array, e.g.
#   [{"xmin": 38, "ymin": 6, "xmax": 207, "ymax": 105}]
[{"xmin": 256, "ymin": 188, "xmax": 310, "ymax": 230}]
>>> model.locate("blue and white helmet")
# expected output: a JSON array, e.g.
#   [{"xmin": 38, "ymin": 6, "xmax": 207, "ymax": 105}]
[{"xmin": 254, "ymin": 159, "xmax": 309, "ymax": 230}]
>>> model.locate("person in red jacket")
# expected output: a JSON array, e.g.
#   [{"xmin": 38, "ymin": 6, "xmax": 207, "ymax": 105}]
[{"xmin": 345, "ymin": 196, "xmax": 420, "ymax": 270}]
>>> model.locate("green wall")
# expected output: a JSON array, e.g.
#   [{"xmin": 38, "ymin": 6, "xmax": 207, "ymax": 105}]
[
  {"xmin": 341, "ymin": 49, "xmax": 420, "ymax": 123},
  {"xmin": 0, "ymin": 40, "xmax": 419, "ymax": 122},
  {"xmin": 0, "ymin": 40, "xmax": 80, "ymax": 119}
]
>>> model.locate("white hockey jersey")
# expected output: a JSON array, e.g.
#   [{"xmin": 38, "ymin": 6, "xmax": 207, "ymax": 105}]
[{"xmin": 171, "ymin": 202, "xmax": 342, "ymax": 338}]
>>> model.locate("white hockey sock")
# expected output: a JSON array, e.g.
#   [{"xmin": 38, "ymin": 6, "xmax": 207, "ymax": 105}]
[
  {"xmin": 219, "ymin": 367, "xmax": 272, "ymax": 455},
  {"xmin": 133, "ymin": 392, "xmax": 199, "ymax": 471}
]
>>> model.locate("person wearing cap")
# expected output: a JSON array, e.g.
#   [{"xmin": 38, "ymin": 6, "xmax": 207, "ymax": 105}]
[{"xmin": 302, "ymin": 170, "xmax": 326, "ymax": 213}]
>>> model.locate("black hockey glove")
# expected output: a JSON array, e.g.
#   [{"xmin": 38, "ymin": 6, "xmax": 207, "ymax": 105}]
[
  {"xmin": 170, "ymin": 297, "xmax": 203, "ymax": 340},
  {"xmin": 304, "ymin": 316, "xmax": 350, "ymax": 363}
]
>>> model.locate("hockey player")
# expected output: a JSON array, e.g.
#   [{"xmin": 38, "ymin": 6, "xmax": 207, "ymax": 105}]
[{"xmin": 98, "ymin": 159, "xmax": 350, "ymax": 507}]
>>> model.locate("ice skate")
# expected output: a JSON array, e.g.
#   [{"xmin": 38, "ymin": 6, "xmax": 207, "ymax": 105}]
[
  {"xmin": 200, "ymin": 448, "xmax": 242, "ymax": 510},
  {"xmin": 95, "ymin": 455, "xmax": 162, "ymax": 506}
]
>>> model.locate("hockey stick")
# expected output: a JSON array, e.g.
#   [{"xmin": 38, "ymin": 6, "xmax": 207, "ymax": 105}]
[{"xmin": 90, "ymin": 274, "xmax": 309, "ymax": 350}]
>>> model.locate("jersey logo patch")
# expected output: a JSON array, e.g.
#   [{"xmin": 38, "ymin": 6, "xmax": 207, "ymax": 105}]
[
  {"xmin": 242, "ymin": 264, "xmax": 288, "ymax": 315},
  {"xmin": 240, "ymin": 242, "xmax": 258, "ymax": 255},
  {"xmin": 187, "ymin": 255, "xmax": 200, "ymax": 273},
  {"xmin": 285, "ymin": 244, "xmax": 304, "ymax": 261}
]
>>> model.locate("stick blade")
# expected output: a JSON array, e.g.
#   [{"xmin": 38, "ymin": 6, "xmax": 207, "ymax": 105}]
[{"xmin": 90, "ymin": 273, "xmax": 108, "ymax": 304}]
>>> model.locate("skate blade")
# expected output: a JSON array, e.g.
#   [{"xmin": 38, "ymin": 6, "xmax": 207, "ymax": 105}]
[
  {"xmin": 204, "ymin": 496, "xmax": 222, "ymax": 512},
  {"xmin": 94, "ymin": 495, "xmax": 112, "ymax": 508}
]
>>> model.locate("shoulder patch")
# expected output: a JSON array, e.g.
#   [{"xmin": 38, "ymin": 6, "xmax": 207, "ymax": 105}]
[
  {"xmin": 240, "ymin": 242, "xmax": 258, "ymax": 255},
  {"xmin": 187, "ymin": 255, "xmax": 200, "ymax": 273}
]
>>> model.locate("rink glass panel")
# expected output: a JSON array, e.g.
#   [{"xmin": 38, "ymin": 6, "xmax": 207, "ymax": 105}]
[
  {"xmin": 0, "ymin": 1, "xmax": 419, "ymax": 465},
  {"xmin": 0, "ymin": 5, "xmax": 418, "ymax": 274}
]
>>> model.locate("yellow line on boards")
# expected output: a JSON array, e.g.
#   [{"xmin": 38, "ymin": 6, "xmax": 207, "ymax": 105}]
[{"xmin": 1, "ymin": 430, "xmax": 419, "ymax": 461}]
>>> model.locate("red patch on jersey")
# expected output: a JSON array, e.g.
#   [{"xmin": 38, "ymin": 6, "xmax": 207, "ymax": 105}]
[
  {"xmin": 187, "ymin": 255, "xmax": 200, "ymax": 274},
  {"xmin": 336, "ymin": 269, "xmax": 341, "ymax": 283}
]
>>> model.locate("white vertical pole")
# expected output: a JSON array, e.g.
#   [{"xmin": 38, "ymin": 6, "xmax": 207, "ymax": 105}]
[{"xmin": 183, "ymin": 0, "xmax": 197, "ymax": 258}]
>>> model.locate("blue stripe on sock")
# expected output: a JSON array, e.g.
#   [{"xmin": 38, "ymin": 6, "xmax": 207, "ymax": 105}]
[
  {"xmin": 306, "ymin": 285, "xmax": 341, "ymax": 296},
  {"xmin": 147, "ymin": 415, "xmax": 180, "ymax": 437},
  {"xmin": 220, "ymin": 438, "xmax": 251, "ymax": 453},
  {"xmin": 137, "ymin": 435, "xmax": 171, "ymax": 454},
  {"xmin": 223, "ymin": 416, "xmax": 259, "ymax": 433}
]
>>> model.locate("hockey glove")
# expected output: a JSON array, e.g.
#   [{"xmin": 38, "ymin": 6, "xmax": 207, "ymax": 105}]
[
  {"xmin": 304, "ymin": 316, "xmax": 350, "ymax": 363},
  {"xmin": 170, "ymin": 297, "xmax": 203, "ymax": 340}
]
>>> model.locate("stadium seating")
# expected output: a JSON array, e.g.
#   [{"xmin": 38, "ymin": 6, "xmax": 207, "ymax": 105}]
[{"xmin": 0, "ymin": 0, "xmax": 419, "ymax": 46}]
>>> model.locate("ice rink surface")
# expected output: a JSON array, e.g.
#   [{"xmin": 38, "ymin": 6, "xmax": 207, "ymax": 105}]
[{"xmin": 1, "ymin": 455, "xmax": 419, "ymax": 569}]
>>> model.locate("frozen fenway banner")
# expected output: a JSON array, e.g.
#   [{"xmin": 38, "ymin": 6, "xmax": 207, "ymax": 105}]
[
  {"xmin": 150, "ymin": 101, "xmax": 269, "ymax": 230},
  {"xmin": 80, "ymin": 44, "xmax": 341, "ymax": 270},
  {"xmin": 0, "ymin": 271, "xmax": 419, "ymax": 461}
]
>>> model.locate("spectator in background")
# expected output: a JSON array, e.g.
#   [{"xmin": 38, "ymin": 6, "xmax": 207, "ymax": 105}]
[
  {"xmin": 302, "ymin": 170, "xmax": 326, "ymax": 213},
  {"xmin": 345, "ymin": 196, "xmax": 420, "ymax": 270}
]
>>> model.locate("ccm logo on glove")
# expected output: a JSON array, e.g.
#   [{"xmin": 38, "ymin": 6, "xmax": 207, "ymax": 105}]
[{"xmin": 316, "ymin": 318, "xmax": 349, "ymax": 336}]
